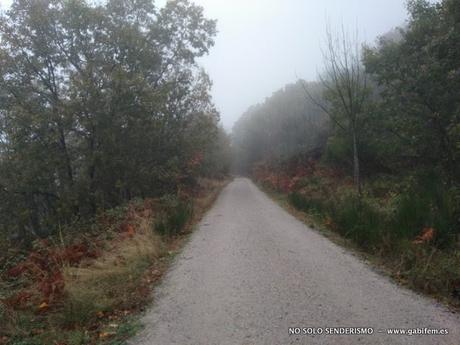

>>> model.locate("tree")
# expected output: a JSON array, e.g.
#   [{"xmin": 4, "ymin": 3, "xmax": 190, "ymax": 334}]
[
  {"xmin": 363, "ymin": 0, "xmax": 459, "ymax": 181},
  {"xmin": 232, "ymin": 80, "xmax": 328, "ymax": 174},
  {"xmin": 0, "ymin": 0, "xmax": 224, "ymax": 241},
  {"xmin": 303, "ymin": 26, "xmax": 370, "ymax": 193}
]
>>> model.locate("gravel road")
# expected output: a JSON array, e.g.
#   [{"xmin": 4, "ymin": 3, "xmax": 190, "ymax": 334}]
[{"xmin": 131, "ymin": 178, "xmax": 459, "ymax": 345}]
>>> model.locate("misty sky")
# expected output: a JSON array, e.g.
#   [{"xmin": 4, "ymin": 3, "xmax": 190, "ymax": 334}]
[
  {"xmin": 0, "ymin": 0, "xmax": 414, "ymax": 129},
  {"xmin": 189, "ymin": 0, "xmax": 411, "ymax": 130}
]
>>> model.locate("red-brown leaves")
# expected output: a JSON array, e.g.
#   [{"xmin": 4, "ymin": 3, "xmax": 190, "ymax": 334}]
[
  {"xmin": 37, "ymin": 301, "xmax": 49, "ymax": 311},
  {"xmin": 253, "ymin": 157, "xmax": 347, "ymax": 197},
  {"xmin": 253, "ymin": 160, "xmax": 314, "ymax": 193},
  {"xmin": 4, "ymin": 240, "xmax": 101, "ymax": 309},
  {"xmin": 413, "ymin": 227, "xmax": 436, "ymax": 244},
  {"xmin": 38, "ymin": 271, "xmax": 65, "ymax": 303},
  {"xmin": 188, "ymin": 152, "xmax": 204, "ymax": 169},
  {"xmin": 59, "ymin": 243, "xmax": 101, "ymax": 265},
  {"xmin": 3, "ymin": 291, "xmax": 32, "ymax": 309},
  {"xmin": 6, "ymin": 264, "xmax": 27, "ymax": 278}
]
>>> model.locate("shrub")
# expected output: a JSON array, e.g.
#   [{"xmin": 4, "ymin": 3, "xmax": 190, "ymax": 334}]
[
  {"xmin": 61, "ymin": 222, "xmax": 164, "ymax": 327},
  {"xmin": 391, "ymin": 175, "xmax": 458, "ymax": 248},
  {"xmin": 392, "ymin": 192, "xmax": 431, "ymax": 240},
  {"xmin": 155, "ymin": 195, "xmax": 194, "ymax": 236},
  {"xmin": 288, "ymin": 192, "xmax": 325, "ymax": 214},
  {"xmin": 329, "ymin": 192, "xmax": 383, "ymax": 249},
  {"xmin": 289, "ymin": 189, "xmax": 384, "ymax": 249}
]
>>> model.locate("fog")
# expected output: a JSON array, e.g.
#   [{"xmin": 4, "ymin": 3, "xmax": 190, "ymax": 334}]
[
  {"xmin": 188, "ymin": 0, "xmax": 410, "ymax": 130},
  {"xmin": 0, "ymin": 0, "xmax": 411, "ymax": 129},
  {"xmin": 0, "ymin": 2, "xmax": 458, "ymax": 342}
]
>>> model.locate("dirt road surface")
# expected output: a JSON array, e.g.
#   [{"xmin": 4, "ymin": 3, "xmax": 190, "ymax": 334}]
[{"xmin": 131, "ymin": 178, "xmax": 459, "ymax": 345}]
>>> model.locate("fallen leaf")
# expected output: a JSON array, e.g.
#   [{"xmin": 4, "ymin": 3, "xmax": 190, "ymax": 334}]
[
  {"xmin": 99, "ymin": 332, "xmax": 114, "ymax": 339},
  {"xmin": 127, "ymin": 224, "xmax": 135, "ymax": 237},
  {"xmin": 413, "ymin": 227, "xmax": 435, "ymax": 244},
  {"xmin": 38, "ymin": 302, "xmax": 49, "ymax": 310}
]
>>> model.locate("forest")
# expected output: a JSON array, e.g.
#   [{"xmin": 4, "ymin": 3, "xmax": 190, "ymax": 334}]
[
  {"xmin": 0, "ymin": 1, "xmax": 230, "ymax": 343},
  {"xmin": 0, "ymin": 0, "xmax": 231, "ymax": 244},
  {"xmin": 0, "ymin": 0, "xmax": 459, "ymax": 343},
  {"xmin": 233, "ymin": 0, "xmax": 459, "ymax": 304}
]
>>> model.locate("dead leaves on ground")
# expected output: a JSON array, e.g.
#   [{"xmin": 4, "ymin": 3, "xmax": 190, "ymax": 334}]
[
  {"xmin": 3, "ymin": 240, "xmax": 102, "ymax": 309},
  {"xmin": 413, "ymin": 227, "xmax": 436, "ymax": 244}
]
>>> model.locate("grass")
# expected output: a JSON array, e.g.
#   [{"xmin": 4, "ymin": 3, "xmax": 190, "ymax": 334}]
[
  {"xmin": 0, "ymin": 215, "xmax": 164, "ymax": 345},
  {"xmin": 258, "ymin": 171, "xmax": 460, "ymax": 309},
  {"xmin": 61, "ymin": 218, "xmax": 164, "ymax": 328},
  {"xmin": 1, "ymin": 177, "xmax": 230, "ymax": 345},
  {"xmin": 155, "ymin": 196, "xmax": 194, "ymax": 237}
]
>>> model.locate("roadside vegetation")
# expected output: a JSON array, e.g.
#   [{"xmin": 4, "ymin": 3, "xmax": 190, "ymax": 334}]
[
  {"xmin": 233, "ymin": 0, "xmax": 459, "ymax": 307},
  {"xmin": 1, "ymin": 177, "xmax": 228, "ymax": 345},
  {"xmin": 0, "ymin": 1, "xmax": 231, "ymax": 344}
]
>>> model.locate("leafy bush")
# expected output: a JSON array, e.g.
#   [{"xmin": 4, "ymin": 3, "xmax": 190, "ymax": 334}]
[
  {"xmin": 392, "ymin": 192, "xmax": 432, "ymax": 240},
  {"xmin": 329, "ymin": 192, "xmax": 383, "ymax": 249},
  {"xmin": 323, "ymin": 135, "xmax": 351, "ymax": 169},
  {"xmin": 288, "ymin": 192, "xmax": 325, "ymax": 214},
  {"xmin": 391, "ymin": 174, "xmax": 458, "ymax": 248},
  {"xmin": 289, "ymin": 189, "xmax": 384, "ymax": 249},
  {"xmin": 284, "ymin": 165, "xmax": 460, "ymax": 306},
  {"xmin": 0, "ymin": 0, "xmax": 224, "ymax": 245},
  {"xmin": 155, "ymin": 195, "xmax": 194, "ymax": 236}
]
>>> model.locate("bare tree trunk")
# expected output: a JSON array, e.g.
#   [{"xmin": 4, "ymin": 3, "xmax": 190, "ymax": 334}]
[
  {"xmin": 352, "ymin": 128, "xmax": 361, "ymax": 195},
  {"xmin": 58, "ymin": 128, "xmax": 73, "ymax": 186},
  {"xmin": 302, "ymin": 24, "xmax": 367, "ymax": 197}
]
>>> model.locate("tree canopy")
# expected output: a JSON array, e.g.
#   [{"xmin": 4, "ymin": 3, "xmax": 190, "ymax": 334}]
[
  {"xmin": 234, "ymin": 0, "xmax": 459, "ymax": 187},
  {"xmin": 363, "ymin": 0, "xmax": 459, "ymax": 179},
  {"xmin": 0, "ymin": 0, "xmax": 229, "ymax": 240}
]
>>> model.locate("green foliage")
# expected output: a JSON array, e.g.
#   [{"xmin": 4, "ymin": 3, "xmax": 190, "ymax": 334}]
[
  {"xmin": 330, "ymin": 192, "xmax": 382, "ymax": 249},
  {"xmin": 238, "ymin": 0, "xmax": 459, "ymax": 253},
  {"xmin": 323, "ymin": 136, "xmax": 351, "ymax": 168},
  {"xmin": 290, "ymin": 189, "xmax": 383, "ymax": 249},
  {"xmin": 94, "ymin": 318, "xmax": 144, "ymax": 345},
  {"xmin": 289, "ymin": 172, "xmax": 459, "ymax": 252},
  {"xmin": 155, "ymin": 195, "xmax": 194, "ymax": 236},
  {"xmin": 289, "ymin": 192, "xmax": 325, "ymax": 214},
  {"xmin": 202, "ymin": 127, "xmax": 232, "ymax": 177},
  {"xmin": 0, "ymin": 0, "xmax": 229, "ymax": 243},
  {"xmin": 392, "ymin": 193, "xmax": 431, "ymax": 239},
  {"xmin": 285, "ymin": 174, "xmax": 460, "ymax": 304},
  {"xmin": 363, "ymin": 0, "xmax": 460, "ymax": 178},
  {"xmin": 238, "ymin": 0, "xmax": 460, "ymax": 307},
  {"xmin": 391, "ymin": 174, "xmax": 458, "ymax": 247}
]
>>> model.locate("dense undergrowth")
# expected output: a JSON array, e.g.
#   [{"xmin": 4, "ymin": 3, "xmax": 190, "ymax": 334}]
[
  {"xmin": 0, "ymin": 178, "xmax": 228, "ymax": 345},
  {"xmin": 254, "ymin": 160, "xmax": 460, "ymax": 307}
]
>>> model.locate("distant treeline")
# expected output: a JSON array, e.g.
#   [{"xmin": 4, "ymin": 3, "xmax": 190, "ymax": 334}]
[
  {"xmin": 0, "ymin": 0, "xmax": 231, "ymax": 242},
  {"xmin": 232, "ymin": 81, "xmax": 329, "ymax": 173},
  {"xmin": 233, "ymin": 0, "xmax": 459, "ymax": 186},
  {"xmin": 233, "ymin": 0, "xmax": 459, "ymax": 301}
]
